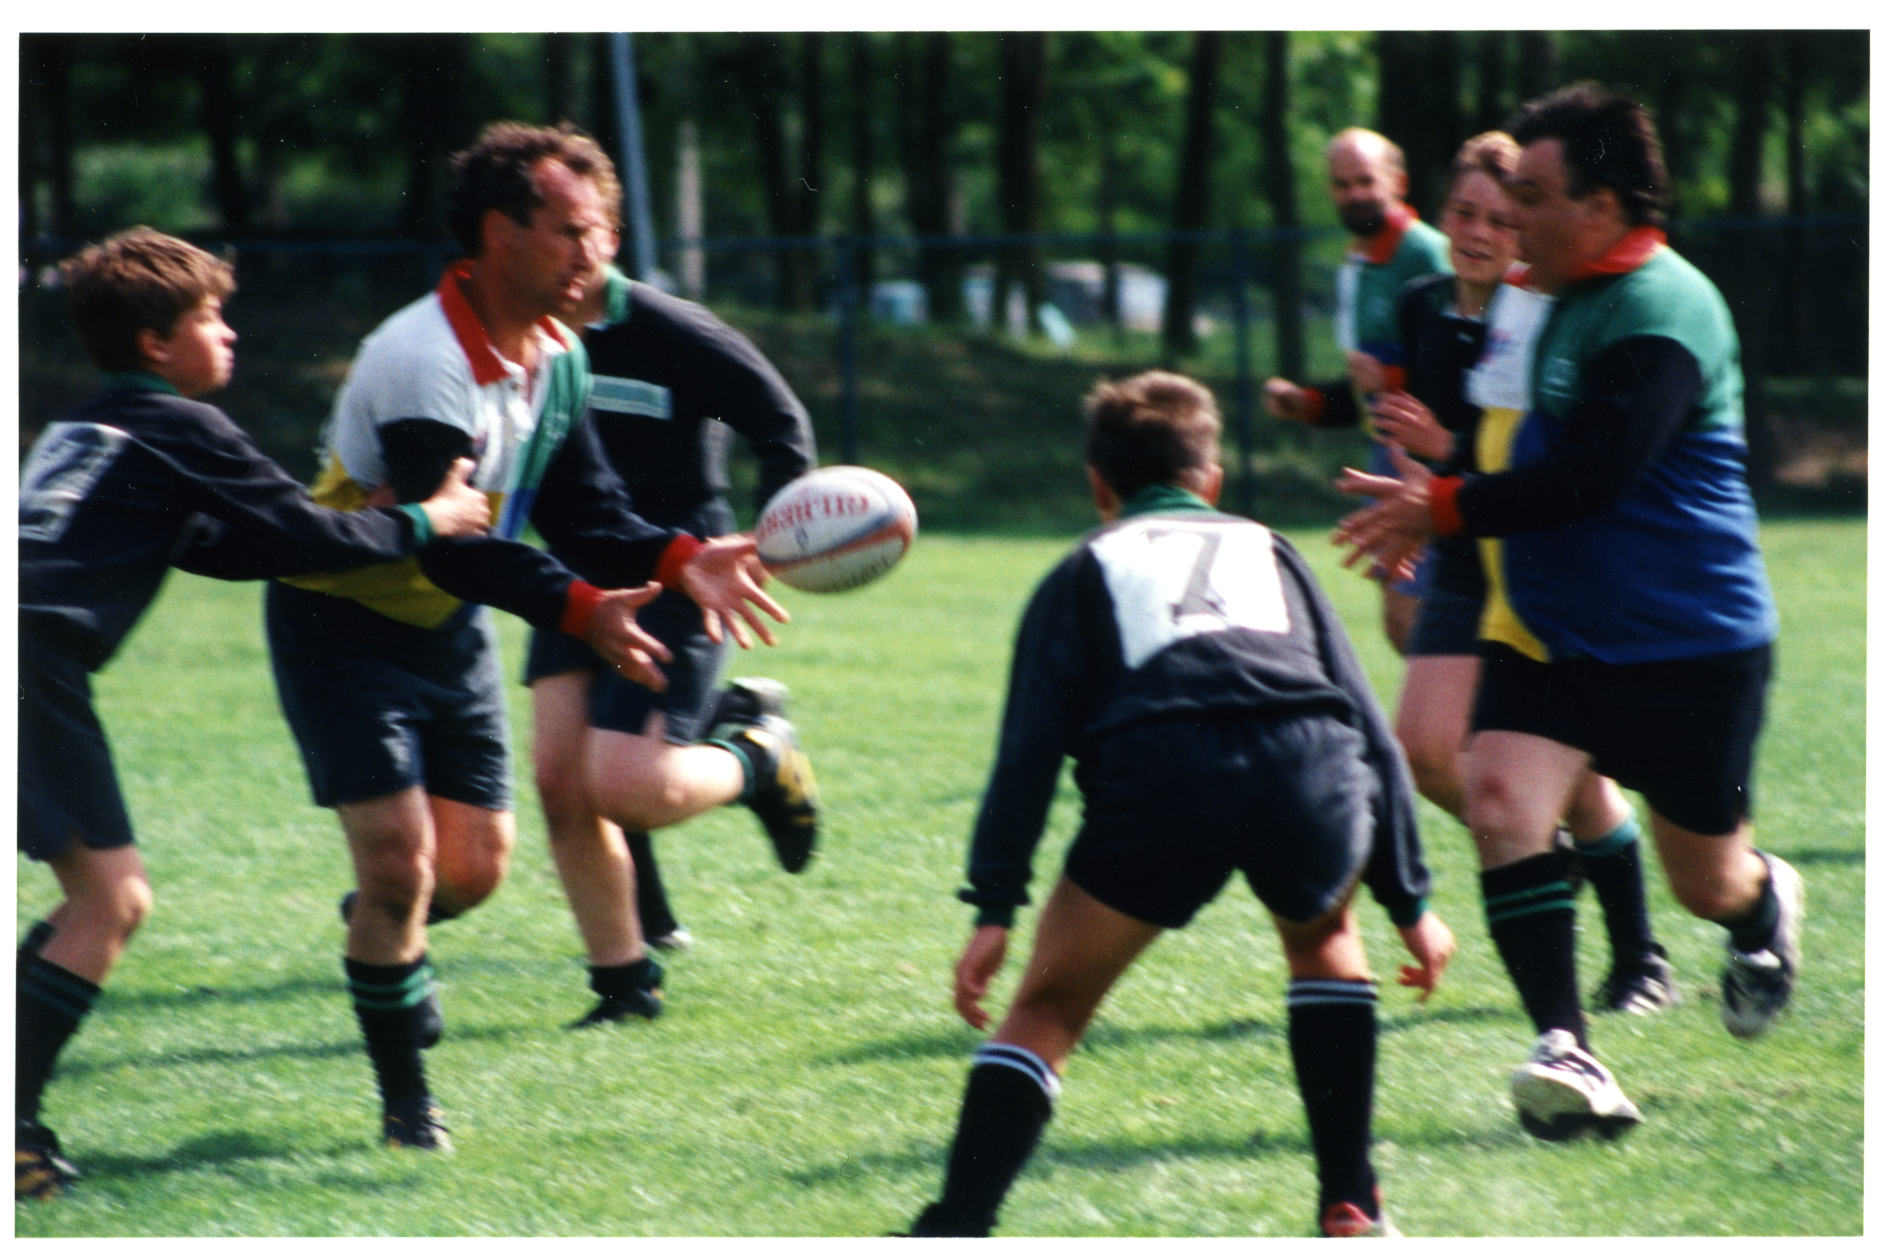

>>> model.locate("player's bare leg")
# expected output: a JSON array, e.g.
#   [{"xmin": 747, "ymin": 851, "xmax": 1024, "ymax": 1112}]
[
  {"xmin": 39, "ymin": 844, "xmax": 153, "ymax": 984},
  {"xmin": 534, "ymin": 672, "xmax": 644, "ymax": 968},
  {"xmin": 1380, "ymin": 585, "xmax": 1420, "ymax": 656},
  {"xmin": 1392, "ymin": 654, "xmax": 1481, "ymax": 817},
  {"xmin": 912, "ymin": 877, "xmax": 1159, "ymax": 1237},
  {"xmin": 1466, "ymin": 732, "xmax": 1639, "ymax": 1140},
  {"xmin": 586, "ymin": 711, "xmax": 745, "ymax": 833},
  {"xmin": 337, "ymin": 788, "xmax": 451, "ymax": 1149}
]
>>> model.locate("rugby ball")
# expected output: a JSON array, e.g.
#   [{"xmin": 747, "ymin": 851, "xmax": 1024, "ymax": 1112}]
[{"xmin": 754, "ymin": 466, "xmax": 917, "ymax": 593}]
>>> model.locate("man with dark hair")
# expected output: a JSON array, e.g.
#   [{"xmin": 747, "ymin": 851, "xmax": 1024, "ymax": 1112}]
[
  {"xmin": 900, "ymin": 371, "xmax": 1455, "ymax": 1238},
  {"xmin": 18, "ymin": 227, "xmax": 490, "ymax": 1198},
  {"xmin": 1263, "ymin": 128, "xmax": 1453, "ymax": 653},
  {"xmin": 264, "ymin": 122, "xmax": 788, "ymax": 1151},
  {"xmin": 1336, "ymin": 82, "xmax": 1799, "ymax": 1142}
]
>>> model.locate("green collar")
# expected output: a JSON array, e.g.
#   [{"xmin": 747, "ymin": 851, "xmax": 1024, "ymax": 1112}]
[
  {"xmin": 101, "ymin": 370, "xmax": 181, "ymax": 396},
  {"xmin": 1118, "ymin": 483, "xmax": 1218, "ymax": 519},
  {"xmin": 602, "ymin": 267, "xmax": 634, "ymax": 325}
]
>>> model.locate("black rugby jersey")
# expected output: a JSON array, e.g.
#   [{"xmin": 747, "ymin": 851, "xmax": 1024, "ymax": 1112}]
[
  {"xmin": 577, "ymin": 271, "xmax": 815, "ymax": 530},
  {"xmin": 20, "ymin": 376, "xmax": 423, "ymax": 670},
  {"xmin": 960, "ymin": 487, "xmax": 1430, "ymax": 927}
]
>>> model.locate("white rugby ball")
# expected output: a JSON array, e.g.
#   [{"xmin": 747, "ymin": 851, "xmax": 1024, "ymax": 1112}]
[{"xmin": 754, "ymin": 466, "xmax": 917, "ymax": 593}]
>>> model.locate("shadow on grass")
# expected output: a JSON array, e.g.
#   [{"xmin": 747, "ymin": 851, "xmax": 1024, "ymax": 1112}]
[
  {"xmin": 97, "ymin": 975, "xmax": 346, "ymax": 1011},
  {"xmin": 68, "ymin": 1130, "xmax": 419, "ymax": 1193},
  {"xmin": 56, "ymin": 1036, "xmax": 362, "ymax": 1079}
]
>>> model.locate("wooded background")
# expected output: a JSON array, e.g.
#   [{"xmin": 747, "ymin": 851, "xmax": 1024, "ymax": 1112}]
[{"xmin": 16, "ymin": 31, "xmax": 1869, "ymax": 518}]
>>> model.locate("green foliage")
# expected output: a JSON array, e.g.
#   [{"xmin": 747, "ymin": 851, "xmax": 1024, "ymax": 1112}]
[{"xmin": 13, "ymin": 520, "xmax": 1864, "ymax": 1237}]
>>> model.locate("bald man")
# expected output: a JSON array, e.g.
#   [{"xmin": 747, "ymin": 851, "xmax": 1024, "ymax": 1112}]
[{"xmin": 1264, "ymin": 128, "xmax": 1451, "ymax": 652}]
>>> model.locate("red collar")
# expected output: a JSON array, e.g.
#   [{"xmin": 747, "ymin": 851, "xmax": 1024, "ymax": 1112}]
[
  {"xmin": 434, "ymin": 260, "xmax": 571, "ymax": 386},
  {"xmin": 1568, "ymin": 226, "xmax": 1667, "ymax": 283},
  {"xmin": 1353, "ymin": 204, "xmax": 1419, "ymax": 265}
]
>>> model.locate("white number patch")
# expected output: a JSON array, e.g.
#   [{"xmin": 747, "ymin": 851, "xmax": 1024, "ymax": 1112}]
[
  {"xmin": 1091, "ymin": 520, "xmax": 1288, "ymax": 669},
  {"xmin": 19, "ymin": 422, "xmax": 132, "ymax": 544}
]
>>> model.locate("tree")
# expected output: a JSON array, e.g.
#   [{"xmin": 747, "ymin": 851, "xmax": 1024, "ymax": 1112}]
[
  {"xmin": 897, "ymin": 32, "xmax": 962, "ymax": 324},
  {"xmin": 991, "ymin": 32, "xmax": 1050, "ymax": 334},
  {"xmin": 1261, "ymin": 31, "xmax": 1305, "ymax": 382},
  {"xmin": 1162, "ymin": 32, "xmax": 1221, "ymax": 357}
]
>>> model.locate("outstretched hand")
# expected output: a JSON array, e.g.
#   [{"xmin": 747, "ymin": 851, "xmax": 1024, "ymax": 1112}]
[
  {"xmin": 1368, "ymin": 392, "xmax": 1455, "ymax": 463},
  {"xmin": 1394, "ymin": 910, "xmax": 1456, "ymax": 1002},
  {"xmin": 953, "ymin": 924, "xmax": 1011, "ymax": 1030},
  {"xmin": 678, "ymin": 534, "xmax": 789, "ymax": 648},
  {"xmin": 581, "ymin": 582, "xmax": 675, "ymax": 691},
  {"xmin": 1332, "ymin": 443, "xmax": 1434, "ymax": 583}
]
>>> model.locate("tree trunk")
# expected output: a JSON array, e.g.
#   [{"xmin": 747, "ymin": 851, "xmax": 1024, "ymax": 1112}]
[
  {"xmin": 847, "ymin": 33, "xmax": 878, "ymax": 303},
  {"xmin": 1782, "ymin": 31, "xmax": 1812, "ymax": 375},
  {"xmin": 739, "ymin": 34, "xmax": 798, "ymax": 310},
  {"xmin": 198, "ymin": 37, "xmax": 249, "ymax": 234},
  {"xmin": 1097, "ymin": 134, "xmax": 1124, "ymax": 340},
  {"xmin": 786, "ymin": 32, "xmax": 827, "ymax": 313},
  {"xmin": 543, "ymin": 32, "xmax": 580, "ymax": 124},
  {"xmin": 991, "ymin": 32, "xmax": 1049, "ymax": 335},
  {"xmin": 1261, "ymin": 31, "xmax": 1306, "ymax": 382},
  {"xmin": 1514, "ymin": 31, "xmax": 1557, "ymax": 103},
  {"xmin": 1163, "ymin": 32, "xmax": 1221, "ymax": 357},
  {"xmin": 398, "ymin": 34, "xmax": 471, "ymax": 240},
  {"xmin": 899, "ymin": 32, "xmax": 962, "ymax": 324},
  {"xmin": 1724, "ymin": 31, "xmax": 1777, "ymax": 489}
]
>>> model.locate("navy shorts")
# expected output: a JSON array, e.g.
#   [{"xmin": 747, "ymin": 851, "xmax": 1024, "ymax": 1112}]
[
  {"xmin": 1470, "ymin": 642, "xmax": 1773, "ymax": 835},
  {"xmin": 1406, "ymin": 539, "xmax": 1485, "ymax": 658},
  {"xmin": 17, "ymin": 641, "xmax": 134, "ymax": 861},
  {"xmin": 523, "ymin": 584, "xmax": 728, "ymax": 742},
  {"xmin": 1064, "ymin": 713, "xmax": 1376, "ymax": 929},
  {"xmin": 265, "ymin": 582, "xmax": 513, "ymax": 810}
]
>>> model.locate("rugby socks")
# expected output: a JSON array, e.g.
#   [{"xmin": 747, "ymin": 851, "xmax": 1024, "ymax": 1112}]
[
  {"xmin": 346, "ymin": 956, "xmax": 437, "ymax": 1113},
  {"xmin": 913, "ymin": 1043, "xmax": 1060, "ymax": 1237},
  {"xmin": 1287, "ymin": 979, "xmax": 1380, "ymax": 1220},
  {"xmin": 16, "ymin": 951, "xmax": 100, "ymax": 1125},
  {"xmin": 1723, "ymin": 849, "xmax": 1783, "ymax": 954},
  {"xmin": 590, "ymin": 955, "xmax": 664, "ymax": 1003},
  {"xmin": 1482, "ymin": 850, "xmax": 1588, "ymax": 1047},
  {"xmin": 625, "ymin": 829, "xmax": 681, "ymax": 939},
  {"xmin": 1574, "ymin": 815, "xmax": 1658, "ymax": 966},
  {"xmin": 707, "ymin": 731, "xmax": 761, "ymax": 802}
]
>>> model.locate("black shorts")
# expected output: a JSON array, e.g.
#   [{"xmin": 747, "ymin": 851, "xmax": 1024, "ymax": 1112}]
[
  {"xmin": 17, "ymin": 641, "xmax": 134, "ymax": 861},
  {"xmin": 1470, "ymin": 642, "xmax": 1772, "ymax": 835},
  {"xmin": 521, "ymin": 499, "xmax": 733, "ymax": 742},
  {"xmin": 265, "ymin": 582, "xmax": 513, "ymax": 810},
  {"xmin": 522, "ymin": 584, "xmax": 728, "ymax": 742},
  {"xmin": 1406, "ymin": 538, "xmax": 1485, "ymax": 658},
  {"xmin": 1064, "ymin": 713, "xmax": 1375, "ymax": 929}
]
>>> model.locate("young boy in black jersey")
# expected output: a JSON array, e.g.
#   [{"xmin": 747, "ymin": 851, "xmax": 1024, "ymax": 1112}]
[
  {"xmin": 16, "ymin": 227, "xmax": 489, "ymax": 1200},
  {"xmin": 899, "ymin": 371, "xmax": 1456, "ymax": 1238}
]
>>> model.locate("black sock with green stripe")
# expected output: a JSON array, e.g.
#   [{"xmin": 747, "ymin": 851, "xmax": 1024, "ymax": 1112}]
[
  {"xmin": 16, "ymin": 950, "xmax": 101, "ymax": 1125},
  {"xmin": 706, "ymin": 730, "xmax": 763, "ymax": 802},
  {"xmin": 1574, "ymin": 815, "xmax": 1657, "ymax": 967},
  {"xmin": 1482, "ymin": 850, "xmax": 1587, "ymax": 1047},
  {"xmin": 1287, "ymin": 979, "xmax": 1380, "ymax": 1219},
  {"xmin": 345, "ymin": 955, "xmax": 436, "ymax": 1112}
]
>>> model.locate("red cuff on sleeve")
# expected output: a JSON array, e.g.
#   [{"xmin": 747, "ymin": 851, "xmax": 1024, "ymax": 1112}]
[
  {"xmin": 559, "ymin": 580, "xmax": 608, "ymax": 639},
  {"xmin": 1428, "ymin": 476, "xmax": 1466, "ymax": 537},
  {"xmin": 653, "ymin": 533, "xmax": 705, "ymax": 591},
  {"xmin": 1382, "ymin": 364, "xmax": 1408, "ymax": 394},
  {"xmin": 1300, "ymin": 387, "xmax": 1326, "ymax": 423}
]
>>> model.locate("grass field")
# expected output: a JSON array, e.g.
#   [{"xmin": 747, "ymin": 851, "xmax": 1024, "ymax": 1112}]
[{"xmin": 14, "ymin": 518, "xmax": 1865, "ymax": 1238}]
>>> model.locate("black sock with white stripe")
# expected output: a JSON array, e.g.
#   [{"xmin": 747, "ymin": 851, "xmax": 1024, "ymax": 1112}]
[
  {"xmin": 913, "ymin": 1042, "xmax": 1060, "ymax": 1237},
  {"xmin": 1483, "ymin": 851, "xmax": 1587, "ymax": 1047},
  {"xmin": 16, "ymin": 949, "xmax": 101, "ymax": 1125},
  {"xmin": 1287, "ymin": 979, "xmax": 1380, "ymax": 1219}
]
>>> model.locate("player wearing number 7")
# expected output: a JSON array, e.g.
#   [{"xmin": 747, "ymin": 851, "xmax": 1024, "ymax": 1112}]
[{"xmin": 898, "ymin": 371, "xmax": 1455, "ymax": 1239}]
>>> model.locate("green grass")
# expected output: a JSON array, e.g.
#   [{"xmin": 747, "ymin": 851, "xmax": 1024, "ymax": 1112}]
[{"xmin": 15, "ymin": 518, "xmax": 1864, "ymax": 1236}]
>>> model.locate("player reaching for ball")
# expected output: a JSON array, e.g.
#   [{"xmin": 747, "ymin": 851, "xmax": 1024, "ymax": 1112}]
[
  {"xmin": 898, "ymin": 371, "xmax": 1455, "ymax": 1239},
  {"xmin": 17, "ymin": 228, "xmax": 490, "ymax": 1200},
  {"xmin": 260, "ymin": 123, "xmax": 787, "ymax": 1152},
  {"xmin": 529, "ymin": 239, "xmax": 819, "ymax": 1029}
]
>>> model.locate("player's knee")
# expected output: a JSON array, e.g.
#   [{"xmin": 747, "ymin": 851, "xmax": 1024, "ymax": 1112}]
[
  {"xmin": 1402, "ymin": 739, "xmax": 1462, "ymax": 816},
  {"xmin": 106, "ymin": 873, "xmax": 155, "ymax": 940}
]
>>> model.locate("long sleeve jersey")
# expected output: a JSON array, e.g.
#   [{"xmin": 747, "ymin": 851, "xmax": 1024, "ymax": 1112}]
[
  {"xmin": 20, "ymin": 375, "xmax": 426, "ymax": 671},
  {"xmin": 959, "ymin": 487, "xmax": 1430, "ymax": 929},
  {"xmin": 573, "ymin": 270, "xmax": 816, "ymax": 533},
  {"xmin": 1432, "ymin": 230, "xmax": 1778, "ymax": 664},
  {"xmin": 274, "ymin": 264, "xmax": 697, "ymax": 635}
]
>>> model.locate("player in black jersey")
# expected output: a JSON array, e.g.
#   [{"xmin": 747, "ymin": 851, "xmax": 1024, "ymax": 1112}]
[
  {"xmin": 899, "ymin": 372, "xmax": 1455, "ymax": 1239},
  {"xmin": 528, "ymin": 250, "xmax": 818, "ymax": 1026},
  {"xmin": 1365, "ymin": 134, "xmax": 1676, "ymax": 1017},
  {"xmin": 17, "ymin": 228, "xmax": 490, "ymax": 1200}
]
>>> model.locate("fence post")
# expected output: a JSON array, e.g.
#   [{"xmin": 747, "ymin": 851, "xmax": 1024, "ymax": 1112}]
[
  {"xmin": 834, "ymin": 237, "xmax": 860, "ymax": 466},
  {"xmin": 1228, "ymin": 229, "xmax": 1255, "ymax": 519}
]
